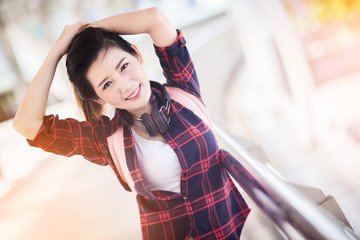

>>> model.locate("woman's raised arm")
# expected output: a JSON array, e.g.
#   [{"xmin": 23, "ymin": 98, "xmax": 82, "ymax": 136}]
[
  {"xmin": 12, "ymin": 20, "xmax": 90, "ymax": 140},
  {"xmin": 93, "ymin": 7, "xmax": 178, "ymax": 48},
  {"xmin": 13, "ymin": 8, "xmax": 176, "ymax": 140}
]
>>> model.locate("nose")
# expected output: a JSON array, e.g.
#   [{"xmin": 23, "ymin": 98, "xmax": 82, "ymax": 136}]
[{"xmin": 114, "ymin": 75, "xmax": 131, "ymax": 94}]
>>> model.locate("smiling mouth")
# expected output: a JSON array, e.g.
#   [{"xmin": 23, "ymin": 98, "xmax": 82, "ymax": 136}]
[{"xmin": 125, "ymin": 85, "xmax": 141, "ymax": 100}]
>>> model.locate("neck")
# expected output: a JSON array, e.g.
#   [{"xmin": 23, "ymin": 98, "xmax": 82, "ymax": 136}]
[{"xmin": 128, "ymin": 101, "xmax": 153, "ymax": 120}]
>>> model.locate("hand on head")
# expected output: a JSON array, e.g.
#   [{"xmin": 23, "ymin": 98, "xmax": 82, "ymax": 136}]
[{"xmin": 53, "ymin": 19, "xmax": 92, "ymax": 58}]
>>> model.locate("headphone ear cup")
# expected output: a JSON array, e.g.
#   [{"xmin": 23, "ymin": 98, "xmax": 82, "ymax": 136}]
[
  {"xmin": 151, "ymin": 110, "xmax": 169, "ymax": 135},
  {"xmin": 140, "ymin": 113, "xmax": 159, "ymax": 137}
]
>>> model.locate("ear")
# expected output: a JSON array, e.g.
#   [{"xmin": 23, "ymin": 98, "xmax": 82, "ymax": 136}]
[
  {"xmin": 131, "ymin": 45, "xmax": 143, "ymax": 64},
  {"xmin": 91, "ymin": 98, "xmax": 106, "ymax": 105}
]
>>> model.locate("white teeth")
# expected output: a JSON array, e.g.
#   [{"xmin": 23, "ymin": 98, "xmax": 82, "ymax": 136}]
[{"xmin": 127, "ymin": 87, "xmax": 140, "ymax": 100}]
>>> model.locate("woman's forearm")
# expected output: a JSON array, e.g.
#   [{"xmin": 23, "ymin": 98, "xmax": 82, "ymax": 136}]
[
  {"xmin": 12, "ymin": 49, "xmax": 61, "ymax": 140},
  {"xmin": 13, "ymin": 20, "xmax": 90, "ymax": 140},
  {"xmin": 94, "ymin": 7, "xmax": 177, "ymax": 47}
]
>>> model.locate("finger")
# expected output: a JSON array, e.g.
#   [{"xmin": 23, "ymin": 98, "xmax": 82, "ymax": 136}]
[
  {"xmin": 74, "ymin": 19, "xmax": 92, "ymax": 32},
  {"xmin": 67, "ymin": 20, "xmax": 90, "ymax": 31},
  {"xmin": 75, "ymin": 19, "xmax": 92, "ymax": 27}
]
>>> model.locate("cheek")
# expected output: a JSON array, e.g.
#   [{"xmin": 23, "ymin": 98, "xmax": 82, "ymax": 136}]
[
  {"xmin": 143, "ymin": 81, "xmax": 151, "ymax": 95},
  {"xmin": 107, "ymin": 90, "xmax": 120, "ymax": 101},
  {"xmin": 134, "ymin": 64, "xmax": 147, "ymax": 79}
]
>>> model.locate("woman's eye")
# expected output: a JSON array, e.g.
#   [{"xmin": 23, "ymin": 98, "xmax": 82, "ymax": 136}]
[
  {"xmin": 103, "ymin": 81, "xmax": 112, "ymax": 90},
  {"xmin": 121, "ymin": 63, "xmax": 129, "ymax": 71}
]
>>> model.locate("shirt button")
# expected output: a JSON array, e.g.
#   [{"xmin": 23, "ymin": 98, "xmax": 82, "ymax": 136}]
[
  {"xmin": 189, "ymin": 221, "xmax": 194, "ymax": 226},
  {"xmin": 183, "ymin": 196, "xmax": 187, "ymax": 200}
]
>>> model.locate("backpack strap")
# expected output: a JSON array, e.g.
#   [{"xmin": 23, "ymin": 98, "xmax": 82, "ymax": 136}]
[
  {"xmin": 165, "ymin": 86, "xmax": 212, "ymax": 129},
  {"xmin": 107, "ymin": 86, "xmax": 212, "ymax": 192},
  {"xmin": 107, "ymin": 125, "xmax": 136, "ymax": 192}
]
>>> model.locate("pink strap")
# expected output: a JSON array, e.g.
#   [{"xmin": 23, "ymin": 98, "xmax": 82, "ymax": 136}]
[
  {"xmin": 107, "ymin": 125, "xmax": 136, "ymax": 192},
  {"xmin": 165, "ymin": 86, "xmax": 212, "ymax": 128}
]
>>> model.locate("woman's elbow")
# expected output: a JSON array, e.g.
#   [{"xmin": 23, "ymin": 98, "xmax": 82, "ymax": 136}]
[
  {"xmin": 146, "ymin": 7, "xmax": 163, "ymax": 19},
  {"xmin": 147, "ymin": 7, "xmax": 170, "ymax": 29},
  {"xmin": 12, "ymin": 117, "xmax": 40, "ymax": 140},
  {"xmin": 146, "ymin": 7, "xmax": 177, "ymax": 47}
]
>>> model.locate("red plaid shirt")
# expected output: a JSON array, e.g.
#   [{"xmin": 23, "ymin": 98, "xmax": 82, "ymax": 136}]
[{"xmin": 28, "ymin": 30, "xmax": 250, "ymax": 239}]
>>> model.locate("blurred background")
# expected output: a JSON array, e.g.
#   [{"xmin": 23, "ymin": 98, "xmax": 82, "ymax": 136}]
[{"xmin": 0, "ymin": 0, "xmax": 359, "ymax": 239}]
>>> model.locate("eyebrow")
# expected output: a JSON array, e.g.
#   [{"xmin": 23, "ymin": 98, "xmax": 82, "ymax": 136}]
[{"xmin": 97, "ymin": 57, "xmax": 126, "ymax": 88}]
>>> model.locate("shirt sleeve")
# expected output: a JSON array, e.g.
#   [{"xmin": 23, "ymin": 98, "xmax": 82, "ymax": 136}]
[
  {"xmin": 154, "ymin": 29, "xmax": 202, "ymax": 102},
  {"xmin": 27, "ymin": 114, "xmax": 110, "ymax": 166}
]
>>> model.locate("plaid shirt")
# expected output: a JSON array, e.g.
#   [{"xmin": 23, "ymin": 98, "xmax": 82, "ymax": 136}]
[{"xmin": 28, "ymin": 30, "xmax": 250, "ymax": 239}]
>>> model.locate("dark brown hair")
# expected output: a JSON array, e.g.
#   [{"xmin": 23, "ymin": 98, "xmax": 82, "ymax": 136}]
[{"xmin": 66, "ymin": 27, "xmax": 136, "ymax": 121}]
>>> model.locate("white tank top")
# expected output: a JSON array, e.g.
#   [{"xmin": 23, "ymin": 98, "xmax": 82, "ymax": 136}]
[{"xmin": 131, "ymin": 128, "xmax": 181, "ymax": 194}]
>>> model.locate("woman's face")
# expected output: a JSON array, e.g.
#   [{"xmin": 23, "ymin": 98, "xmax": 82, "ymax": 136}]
[{"xmin": 86, "ymin": 46, "xmax": 151, "ymax": 118}]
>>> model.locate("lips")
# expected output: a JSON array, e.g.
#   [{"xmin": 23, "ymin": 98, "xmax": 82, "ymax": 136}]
[{"xmin": 125, "ymin": 85, "xmax": 141, "ymax": 101}]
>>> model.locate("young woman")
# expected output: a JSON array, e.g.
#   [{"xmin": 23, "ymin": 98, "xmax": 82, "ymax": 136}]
[{"xmin": 13, "ymin": 7, "xmax": 250, "ymax": 240}]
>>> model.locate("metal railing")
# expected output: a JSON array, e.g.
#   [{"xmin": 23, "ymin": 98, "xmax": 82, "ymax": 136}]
[{"xmin": 214, "ymin": 125, "xmax": 359, "ymax": 240}]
